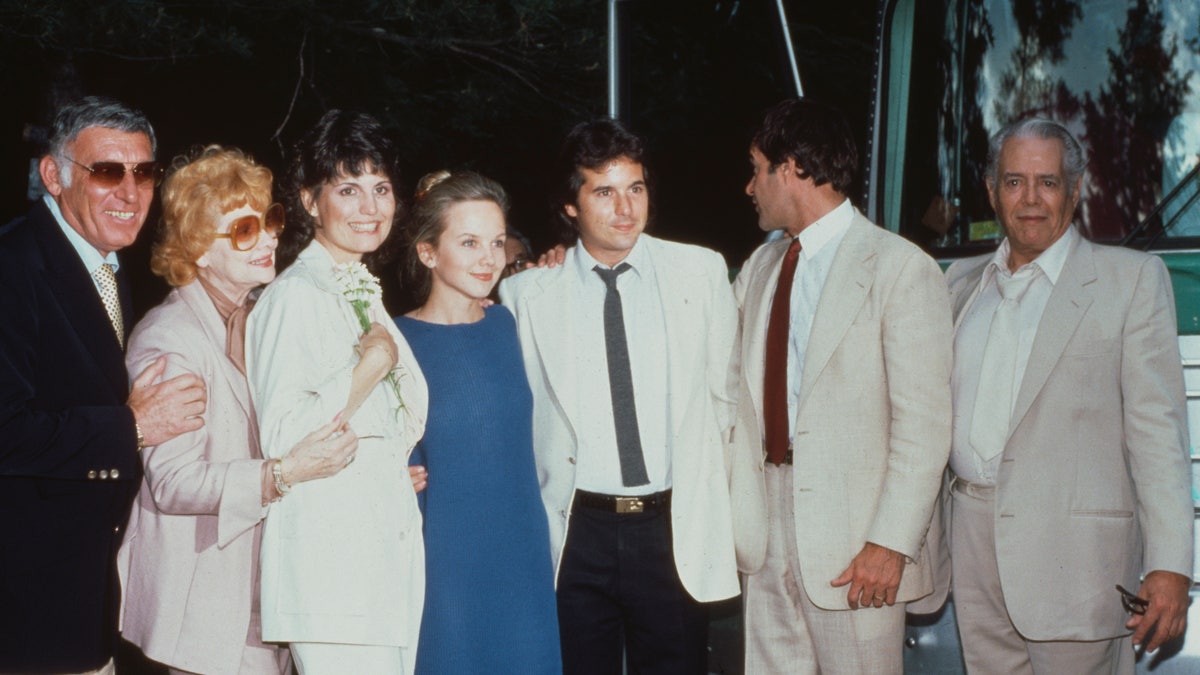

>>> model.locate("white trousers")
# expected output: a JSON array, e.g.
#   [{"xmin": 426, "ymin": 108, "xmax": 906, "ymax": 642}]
[{"xmin": 290, "ymin": 642, "xmax": 410, "ymax": 675}]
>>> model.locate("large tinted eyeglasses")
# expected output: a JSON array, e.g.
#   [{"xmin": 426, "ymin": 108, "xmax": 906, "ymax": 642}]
[
  {"xmin": 212, "ymin": 203, "xmax": 285, "ymax": 251},
  {"xmin": 66, "ymin": 157, "xmax": 164, "ymax": 188}
]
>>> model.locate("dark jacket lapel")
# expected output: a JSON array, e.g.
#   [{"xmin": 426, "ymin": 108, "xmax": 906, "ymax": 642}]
[{"xmin": 31, "ymin": 202, "xmax": 130, "ymax": 397}]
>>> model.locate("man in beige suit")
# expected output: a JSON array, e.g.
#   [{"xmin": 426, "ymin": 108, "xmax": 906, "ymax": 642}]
[
  {"xmin": 944, "ymin": 117, "xmax": 1192, "ymax": 673},
  {"xmin": 728, "ymin": 98, "xmax": 953, "ymax": 673}
]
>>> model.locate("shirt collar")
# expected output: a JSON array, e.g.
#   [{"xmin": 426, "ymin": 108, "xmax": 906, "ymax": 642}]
[
  {"xmin": 987, "ymin": 226, "xmax": 1078, "ymax": 285},
  {"xmin": 795, "ymin": 199, "xmax": 853, "ymax": 259},
  {"xmin": 574, "ymin": 234, "xmax": 648, "ymax": 286},
  {"xmin": 43, "ymin": 193, "xmax": 120, "ymax": 274}
]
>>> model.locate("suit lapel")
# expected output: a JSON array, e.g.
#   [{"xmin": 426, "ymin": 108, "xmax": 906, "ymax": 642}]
[
  {"xmin": 950, "ymin": 262, "xmax": 988, "ymax": 332},
  {"xmin": 797, "ymin": 217, "xmax": 874, "ymax": 407},
  {"xmin": 526, "ymin": 262, "xmax": 583, "ymax": 436},
  {"xmin": 648, "ymin": 238, "xmax": 701, "ymax": 443},
  {"xmin": 741, "ymin": 239, "xmax": 790, "ymax": 430},
  {"xmin": 34, "ymin": 207, "xmax": 129, "ymax": 397},
  {"xmin": 1009, "ymin": 238, "xmax": 1095, "ymax": 433}
]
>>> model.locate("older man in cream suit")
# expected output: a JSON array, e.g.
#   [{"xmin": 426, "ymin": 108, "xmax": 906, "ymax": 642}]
[
  {"xmin": 728, "ymin": 98, "xmax": 953, "ymax": 674},
  {"xmin": 942, "ymin": 117, "xmax": 1192, "ymax": 674},
  {"xmin": 499, "ymin": 118, "xmax": 739, "ymax": 674}
]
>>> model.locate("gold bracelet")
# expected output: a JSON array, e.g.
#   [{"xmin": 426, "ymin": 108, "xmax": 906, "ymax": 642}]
[
  {"xmin": 134, "ymin": 421, "xmax": 145, "ymax": 452},
  {"xmin": 272, "ymin": 459, "xmax": 291, "ymax": 496}
]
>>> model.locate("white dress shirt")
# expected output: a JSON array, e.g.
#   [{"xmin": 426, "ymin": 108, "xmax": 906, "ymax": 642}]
[
  {"xmin": 571, "ymin": 237, "xmax": 670, "ymax": 495},
  {"xmin": 781, "ymin": 199, "xmax": 854, "ymax": 440},
  {"xmin": 950, "ymin": 227, "xmax": 1078, "ymax": 484}
]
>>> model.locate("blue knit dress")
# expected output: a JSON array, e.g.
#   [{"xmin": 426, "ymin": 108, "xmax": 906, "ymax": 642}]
[{"xmin": 396, "ymin": 305, "xmax": 561, "ymax": 674}]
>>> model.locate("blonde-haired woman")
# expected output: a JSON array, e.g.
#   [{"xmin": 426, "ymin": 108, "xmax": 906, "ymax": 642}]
[
  {"xmin": 120, "ymin": 145, "xmax": 356, "ymax": 674},
  {"xmin": 396, "ymin": 170, "xmax": 560, "ymax": 674}
]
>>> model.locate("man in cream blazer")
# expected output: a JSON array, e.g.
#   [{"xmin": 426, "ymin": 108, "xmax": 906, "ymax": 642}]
[
  {"xmin": 727, "ymin": 98, "xmax": 953, "ymax": 674},
  {"xmin": 499, "ymin": 118, "xmax": 739, "ymax": 674},
  {"xmin": 941, "ymin": 117, "xmax": 1192, "ymax": 673}
]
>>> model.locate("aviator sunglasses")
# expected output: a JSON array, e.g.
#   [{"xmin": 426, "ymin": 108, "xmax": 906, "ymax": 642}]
[
  {"xmin": 65, "ymin": 157, "xmax": 165, "ymax": 188},
  {"xmin": 213, "ymin": 203, "xmax": 286, "ymax": 251}
]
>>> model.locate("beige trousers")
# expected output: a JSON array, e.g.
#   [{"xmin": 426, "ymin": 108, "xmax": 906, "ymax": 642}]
[
  {"xmin": 949, "ymin": 478, "xmax": 1135, "ymax": 675},
  {"xmin": 743, "ymin": 464, "xmax": 905, "ymax": 674}
]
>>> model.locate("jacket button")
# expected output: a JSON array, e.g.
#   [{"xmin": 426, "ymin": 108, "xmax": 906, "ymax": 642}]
[
  {"xmin": 99, "ymin": 470, "xmax": 109, "ymax": 480},
  {"xmin": 87, "ymin": 470, "xmax": 97, "ymax": 480},
  {"xmin": 110, "ymin": 468, "xmax": 120, "ymax": 479}
]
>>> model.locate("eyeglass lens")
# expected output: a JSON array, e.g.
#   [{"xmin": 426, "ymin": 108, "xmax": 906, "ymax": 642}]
[
  {"xmin": 226, "ymin": 203, "xmax": 285, "ymax": 251},
  {"xmin": 72, "ymin": 159, "xmax": 164, "ymax": 188}
]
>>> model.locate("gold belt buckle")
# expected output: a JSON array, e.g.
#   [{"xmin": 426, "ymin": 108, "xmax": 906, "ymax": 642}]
[{"xmin": 615, "ymin": 497, "xmax": 644, "ymax": 514}]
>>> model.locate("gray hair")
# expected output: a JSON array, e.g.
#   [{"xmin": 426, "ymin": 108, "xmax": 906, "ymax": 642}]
[
  {"xmin": 986, "ymin": 118, "xmax": 1086, "ymax": 191},
  {"xmin": 49, "ymin": 96, "xmax": 157, "ymax": 187}
]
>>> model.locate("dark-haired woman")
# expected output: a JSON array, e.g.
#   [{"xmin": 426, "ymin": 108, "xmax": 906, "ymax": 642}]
[
  {"xmin": 246, "ymin": 111, "xmax": 429, "ymax": 674},
  {"xmin": 396, "ymin": 171, "xmax": 560, "ymax": 674},
  {"xmin": 121, "ymin": 146, "xmax": 358, "ymax": 675}
]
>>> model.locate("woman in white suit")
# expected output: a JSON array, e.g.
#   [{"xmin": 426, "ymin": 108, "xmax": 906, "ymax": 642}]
[
  {"xmin": 245, "ymin": 111, "xmax": 429, "ymax": 674},
  {"xmin": 120, "ymin": 146, "xmax": 358, "ymax": 674}
]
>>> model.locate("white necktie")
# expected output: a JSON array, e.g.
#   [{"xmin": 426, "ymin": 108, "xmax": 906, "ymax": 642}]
[
  {"xmin": 93, "ymin": 263, "xmax": 125, "ymax": 349},
  {"xmin": 968, "ymin": 270, "xmax": 1037, "ymax": 461}
]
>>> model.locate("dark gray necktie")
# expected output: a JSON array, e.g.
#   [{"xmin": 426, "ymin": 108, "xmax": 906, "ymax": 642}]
[{"xmin": 594, "ymin": 263, "xmax": 650, "ymax": 487}]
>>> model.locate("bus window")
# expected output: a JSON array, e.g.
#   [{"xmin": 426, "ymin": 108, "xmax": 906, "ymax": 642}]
[{"xmin": 873, "ymin": 0, "xmax": 1200, "ymax": 251}]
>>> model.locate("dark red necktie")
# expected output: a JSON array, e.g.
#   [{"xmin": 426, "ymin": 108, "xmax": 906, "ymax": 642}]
[{"xmin": 764, "ymin": 237, "xmax": 801, "ymax": 466}]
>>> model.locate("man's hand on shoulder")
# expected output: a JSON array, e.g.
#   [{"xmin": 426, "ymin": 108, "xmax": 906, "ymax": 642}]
[
  {"xmin": 127, "ymin": 356, "xmax": 207, "ymax": 447},
  {"xmin": 535, "ymin": 244, "xmax": 569, "ymax": 269},
  {"xmin": 1128, "ymin": 569, "xmax": 1190, "ymax": 653},
  {"xmin": 830, "ymin": 541, "xmax": 906, "ymax": 609}
]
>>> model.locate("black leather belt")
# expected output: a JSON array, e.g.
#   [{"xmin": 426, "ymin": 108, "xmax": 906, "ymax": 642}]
[{"xmin": 574, "ymin": 489, "xmax": 672, "ymax": 514}]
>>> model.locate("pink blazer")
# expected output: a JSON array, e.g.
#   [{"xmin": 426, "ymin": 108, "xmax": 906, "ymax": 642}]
[{"xmin": 118, "ymin": 281, "xmax": 277, "ymax": 674}]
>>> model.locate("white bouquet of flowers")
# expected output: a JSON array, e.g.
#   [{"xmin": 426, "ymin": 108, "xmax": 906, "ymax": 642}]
[{"xmin": 334, "ymin": 261, "xmax": 406, "ymax": 415}]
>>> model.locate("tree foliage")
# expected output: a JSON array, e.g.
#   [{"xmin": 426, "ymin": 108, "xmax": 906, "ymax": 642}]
[{"xmin": 0, "ymin": 0, "xmax": 870, "ymax": 312}]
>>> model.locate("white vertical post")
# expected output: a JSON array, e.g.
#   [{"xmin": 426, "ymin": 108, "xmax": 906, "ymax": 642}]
[
  {"xmin": 608, "ymin": 0, "xmax": 621, "ymax": 118},
  {"xmin": 775, "ymin": 0, "xmax": 805, "ymax": 96}
]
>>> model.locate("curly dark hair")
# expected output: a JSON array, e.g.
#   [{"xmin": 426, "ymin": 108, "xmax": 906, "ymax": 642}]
[
  {"xmin": 752, "ymin": 98, "xmax": 857, "ymax": 195},
  {"xmin": 276, "ymin": 110, "xmax": 405, "ymax": 273},
  {"xmin": 552, "ymin": 117, "xmax": 653, "ymax": 242}
]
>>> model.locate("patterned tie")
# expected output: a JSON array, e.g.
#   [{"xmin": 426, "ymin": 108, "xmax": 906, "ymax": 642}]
[
  {"xmin": 93, "ymin": 263, "xmax": 125, "ymax": 349},
  {"xmin": 594, "ymin": 263, "xmax": 650, "ymax": 487},
  {"xmin": 968, "ymin": 270, "xmax": 1037, "ymax": 461},
  {"xmin": 764, "ymin": 238, "xmax": 801, "ymax": 466}
]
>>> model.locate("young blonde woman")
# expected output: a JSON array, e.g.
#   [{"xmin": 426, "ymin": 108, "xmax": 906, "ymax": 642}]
[{"xmin": 395, "ymin": 171, "xmax": 560, "ymax": 674}]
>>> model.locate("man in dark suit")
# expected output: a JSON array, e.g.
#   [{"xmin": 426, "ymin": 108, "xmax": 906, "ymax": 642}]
[{"xmin": 0, "ymin": 96, "xmax": 206, "ymax": 674}]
